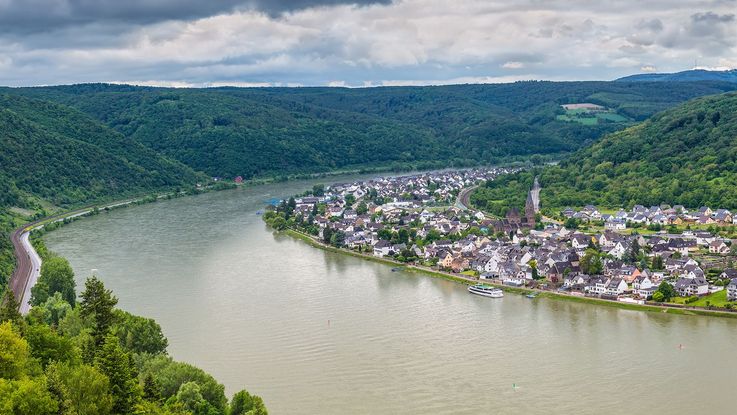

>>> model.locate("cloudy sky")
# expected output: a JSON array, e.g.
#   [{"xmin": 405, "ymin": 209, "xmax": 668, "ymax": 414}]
[{"xmin": 0, "ymin": 0, "xmax": 735, "ymax": 87}]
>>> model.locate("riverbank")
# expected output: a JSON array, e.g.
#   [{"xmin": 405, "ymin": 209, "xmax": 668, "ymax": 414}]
[
  {"xmin": 7, "ymin": 183, "xmax": 235, "ymax": 312},
  {"xmin": 281, "ymin": 229, "xmax": 737, "ymax": 319}
]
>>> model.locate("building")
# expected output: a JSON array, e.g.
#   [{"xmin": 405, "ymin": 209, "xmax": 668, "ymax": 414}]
[{"xmin": 728, "ymin": 279, "xmax": 737, "ymax": 302}]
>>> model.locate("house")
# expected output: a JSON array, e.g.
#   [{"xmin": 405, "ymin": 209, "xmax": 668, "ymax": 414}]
[
  {"xmin": 674, "ymin": 276, "xmax": 709, "ymax": 297},
  {"xmin": 439, "ymin": 251, "xmax": 455, "ymax": 269},
  {"xmin": 709, "ymin": 240, "xmax": 730, "ymax": 255},
  {"xmin": 633, "ymin": 274, "xmax": 654, "ymax": 297},
  {"xmin": 587, "ymin": 276, "xmax": 608, "ymax": 296},
  {"xmin": 728, "ymin": 279, "xmax": 737, "ymax": 302},
  {"xmin": 571, "ymin": 234, "xmax": 591, "ymax": 250},
  {"xmin": 605, "ymin": 220, "xmax": 626, "ymax": 231},
  {"xmin": 605, "ymin": 277, "xmax": 628, "ymax": 297},
  {"xmin": 372, "ymin": 240, "xmax": 392, "ymax": 257}
]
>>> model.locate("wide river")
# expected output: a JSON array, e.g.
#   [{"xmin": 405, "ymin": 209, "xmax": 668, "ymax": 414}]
[{"xmin": 45, "ymin": 175, "xmax": 737, "ymax": 414}]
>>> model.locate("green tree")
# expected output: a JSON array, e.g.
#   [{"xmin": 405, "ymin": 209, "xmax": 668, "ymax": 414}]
[
  {"xmin": 142, "ymin": 373, "xmax": 163, "ymax": 403},
  {"xmin": 0, "ymin": 321, "xmax": 29, "ymax": 380},
  {"xmin": 95, "ymin": 334, "xmax": 140, "ymax": 414},
  {"xmin": 25, "ymin": 323, "xmax": 78, "ymax": 369},
  {"xmin": 655, "ymin": 282, "xmax": 677, "ymax": 302},
  {"xmin": 230, "ymin": 390, "xmax": 268, "ymax": 415},
  {"xmin": 356, "ymin": 202, "xmax": 368, "ymax": 215},
  {"xmin": 31, "ymin": 256, "xmax": 76, "ymax": 306},
  {"xmin": 0, "ymin": 377, "xmax": 58, "ymax": 415},
  {"xmin": 0, "ymin": 290, "xmax": 23, "ymax": 327},
  {"xmin": 38, "ymin": 292, "xmax": 73, "ymax": 326},
  {"xmin": 46, "ymin": 362, "xmax": 114, "ymax": 415},
  {"xmin": 113, "ymin": 310, "xmax": 168, "ymax": 355},
  {"xmin": 321, "ymin": 227, "xmax": 334, "ymax": 244},
  {"xmin": 312, "ymin": 184, "xmax": 325, "ymax": 197},
  {"xmin": 580, "ymin": 249, "xmax": 603, "ymax": 275},
  {"xmin": 330, "ymin": 231, "xmax": 346, "ymax": 248},
  {"xmin": 138, "ymin": 355, "xmax": 227, "ymax": 413},
  {"xmin": 80, "ymin": 276, "xmax": 118, "ymax": 348}
]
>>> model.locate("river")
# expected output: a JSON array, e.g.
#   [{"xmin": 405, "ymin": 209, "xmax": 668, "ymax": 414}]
[{"xmin": 44, "ymin": 174, "xmax": 737, "ymax": 414}]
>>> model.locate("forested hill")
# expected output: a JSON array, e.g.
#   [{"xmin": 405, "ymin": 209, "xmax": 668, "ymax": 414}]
[
  {"xmin": 10, "ymin": 81, "xmax": 736, "ymax": 179},
  {"xmin": 0, "ymin": 94, "xmax": 203, "ymax": 209},
  {"xmin": 472, "ymin": 92, "xmax": 737, "ymax": 214},
  {"xmin": 617, "ymin": 69, "xmax": 737, "ymax": 83}
]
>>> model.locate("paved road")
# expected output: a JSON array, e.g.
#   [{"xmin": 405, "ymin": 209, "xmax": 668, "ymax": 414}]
[
  {"xmin": 456, "ymin": 185, "xmax": 478, "ymax": 210},
  {"xmin": 7, "ymin": 198, "xmax": 143, "ymax": 314},
  {"xmin": 530, "ymin": 176, "xmax": 541, "ymax": 212},
  {"xmin": 8, "ymin": 226, "xmax": 36, "ymax": 313},
  {"xmin": 16, "ymin": 231, "xmax": 41, "ymax": 314}
]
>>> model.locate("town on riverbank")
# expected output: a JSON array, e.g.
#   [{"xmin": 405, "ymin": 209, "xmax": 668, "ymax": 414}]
[{"xmin": 263, "ymin": 168, "xmax": 737, "ymax": 313}]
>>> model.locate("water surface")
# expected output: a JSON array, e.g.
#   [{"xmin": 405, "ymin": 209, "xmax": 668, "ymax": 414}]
[{"xmin": 45, "ymin": 175, "xmax": 737, "ymax": 414}]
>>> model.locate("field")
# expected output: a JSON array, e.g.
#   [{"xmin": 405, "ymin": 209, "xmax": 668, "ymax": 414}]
[
  {"xmin": 556, "ymin": 108, "xmax": 629, "ymax": 125},
  {"xmin": 669, "ymin": 290, "xmax": 736, "ymax": 308}
]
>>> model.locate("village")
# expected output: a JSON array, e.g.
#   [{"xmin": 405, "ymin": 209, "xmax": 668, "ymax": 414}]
[{"xmin": 267, "ymin": 168, "xmax": 737, "ymax": 310}]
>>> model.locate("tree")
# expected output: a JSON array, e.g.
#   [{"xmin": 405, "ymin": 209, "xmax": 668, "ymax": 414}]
[
  {"xmin": 356, "ymin": 202, "xmax": 368, "ymax": 215},
  {"xmin": 529, "ymin": 260, "xmax": 541, "ymax": 280},
  {"xmin": 25, "ymin": 323, "xmax": 78, "ymax": 369},
  {"xmin": 113, "ymin": 310, "xmax": 169, "ymax": 355},
  {"xmin": 626, "ymin": 239, "xmax": 641, "ymax": 263},
  {"xmin": 330, "ymin": 231, "xmax": 345, "ymax": 248},
  {"xmin": 655, "ymin": 282, "xmax": 677, "ymax": 302},
  {"xmin": 80, "ymin": 276, "xmax": 118, "ymax": 348},
  {"xmin": 37, "ymin": 292, "xmax": 73, "ymax": 327},
  {"xmin": 321, "ymin": 227, "xmax": 333, "ymax": 244},
  {"xmin": 31, "ymin": 256, "xmax": 76, "ymax": 306},
  {"xmin": 0, "ymin": 377, "xmax": 58, "ymax": 415},
  {"xmin": 0, "ymin": 321, "xmax": 29, "ymax": 380},
  {"xmin": 174, "ymin": 382, "xmax": 204, "ymax": 412},
  {"xmin": 142, "ymin": 373, "xmax": 163, "ymax": 403},
  {"xmin": 138, "ymin": 355, "xmax": 227, "ymax": 413},
  {"xmin": 230, "ymin": 390, "xmax": 268, "ymax": 415},
  {"xmin": 0, "ymin": 290, "xmax": 23, "ymax": 327},
  {"xmin": 651, "ymin": 255, "xmax": 664, "ymax": 271},
  {"xmin": 580, "ymin": 249, "xmax": 603, "ymax": 275},
  {"xmin": 269, "ymin": 216, "xmax": 287, "ymax": 231},
  {"xmin": 312, "ymin": 184, "xmax": 325, "ymax": 197},
  {"xmin": 46, "ymin": 362, "xmax": 114, "ymax": 415},
  {"xmin": 95, "ymin": 334, "xmax": 140, "ymax": 414}
]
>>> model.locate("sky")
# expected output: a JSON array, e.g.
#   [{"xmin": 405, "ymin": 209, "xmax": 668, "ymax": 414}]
[{"xmin": 0, "ymin": 0, "xmax": 735, "ymax": 87}]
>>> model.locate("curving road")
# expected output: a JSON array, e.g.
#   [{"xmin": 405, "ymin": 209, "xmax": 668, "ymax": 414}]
[
  {"xmin": 9, "ymin": 228, "xmax": 41, "ymax": 314},
  {"xmin": 7, "ymin": 198, "xmax": 144, "ymax": 314},
  {"xmin": 456, "ymin": 185, "xmax": 478, "ymax": 210}
]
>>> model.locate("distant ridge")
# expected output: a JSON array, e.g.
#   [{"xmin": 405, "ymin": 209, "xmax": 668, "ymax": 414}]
[{"xmin": 616, "ymin": 69, "xmax": 737, "ymax": 83}]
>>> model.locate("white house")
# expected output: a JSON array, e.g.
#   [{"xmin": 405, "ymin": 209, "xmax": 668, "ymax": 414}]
[
  {"xmin": 709, "ymin": 240, "xmax": 730, "ymax": 255},
  {"xmin": 633, "ymin": 274, "xmax": 654, "ymax": 297},
  {"xmin": 728, "ymin": 279, "xmax": 737, "ymax": 302},
  {"xmin": 605, "ymin": 277, "xmax": 628, "ymax": 296},
  {"xmin": 372, "ymin": 240, "xmax": 392, "ymax": 257},
  {"xmin": 605, "ymin": 220, "xmax": 626, "ymax": 231},
  {"xmin": 674, "ymin": 276, "xmax": 709, "ymax": 297}
]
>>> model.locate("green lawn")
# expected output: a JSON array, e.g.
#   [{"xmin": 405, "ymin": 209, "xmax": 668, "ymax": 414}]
[{"xmin": 670, "ymin": 290, "xmax": 736, "ymax": 308}]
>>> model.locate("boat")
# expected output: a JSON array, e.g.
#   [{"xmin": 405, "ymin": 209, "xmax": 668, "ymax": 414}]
[
  {"xmin": 526, "ymin": 293, "xmax": 538, "ymax": 299},
  {"xmin": 468, "ymin": 284, "xmax": 503, "ymax": 298}
]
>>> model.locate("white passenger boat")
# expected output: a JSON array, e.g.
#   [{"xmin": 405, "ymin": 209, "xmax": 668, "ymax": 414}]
[{"xmin": 468, "ymin": 284, "xmax": 504, "ymax": 298}]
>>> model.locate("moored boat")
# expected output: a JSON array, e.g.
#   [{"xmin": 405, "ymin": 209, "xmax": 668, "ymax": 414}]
[{"xmin": 468, "ymin": 284, "xmax": 503, "ymax": 298}]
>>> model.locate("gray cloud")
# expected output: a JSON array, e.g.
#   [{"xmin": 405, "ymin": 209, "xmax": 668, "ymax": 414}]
[
  {"xmin": 0, "ymin": 0, "xmax": 389, "ymax": 33},
  {"xmin": 0, "ymin": 0, "xmax": 735, "ymax": 87}
]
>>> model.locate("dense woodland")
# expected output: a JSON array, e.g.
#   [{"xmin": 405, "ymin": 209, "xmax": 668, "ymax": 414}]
[
  {"xmin": 472, "ymin": 92, "xmax": 737, "ymax": 213},
  {"xmin": 0, "ymin": 239, "xmax": 266, "ymax": 415},
  {"xmin": 8, "ymin": 81, "xmax": 736, "ymax": 179}
]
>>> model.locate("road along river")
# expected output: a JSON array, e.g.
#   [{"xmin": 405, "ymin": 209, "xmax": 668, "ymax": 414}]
[{"xmin": 44, "ymin": 174, "xmax": 737, "ymax": 415}]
